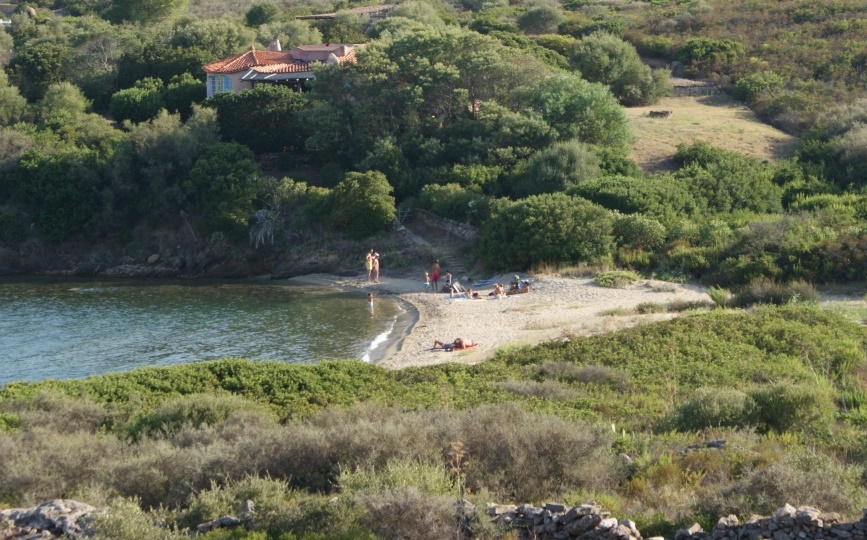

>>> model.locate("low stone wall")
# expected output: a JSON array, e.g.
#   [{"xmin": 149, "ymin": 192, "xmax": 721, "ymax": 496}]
[
  {"xmin": 684, "ymin": 504, "xmax": 867, "ymax": 540},
  {"xmin": 3, "ymin": 499, "xmax": 866, "ymax": 539},
  {"xmin": 412, "ymin": 208, "xmax": 478, "ymax": 242},
  {"xmin": 486, "ymin": 502, "xmax": 867, "ymax": 540},
  {"xmin": 488, "ymin": 502, "xmax": 642, "ymax": 540}
]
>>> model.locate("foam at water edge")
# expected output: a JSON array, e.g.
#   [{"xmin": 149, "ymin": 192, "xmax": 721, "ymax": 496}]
[{"xmin": 362, "ymin": 317, "xmax": 397, "ymax": 363}]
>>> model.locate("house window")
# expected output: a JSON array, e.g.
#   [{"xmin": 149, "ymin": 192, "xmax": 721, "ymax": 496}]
[{"xmin": 207, "ymin": 75, "xmax": 233, "ymax": 97}]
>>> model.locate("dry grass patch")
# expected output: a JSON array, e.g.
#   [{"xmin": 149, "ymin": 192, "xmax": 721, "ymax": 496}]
[{"xmin": 626, "ymin": 94, "xmax": 799, "ymax": 173}]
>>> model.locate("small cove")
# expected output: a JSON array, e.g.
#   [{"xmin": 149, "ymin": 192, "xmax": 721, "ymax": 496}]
[{"xmin": 0, "ymin": 277, "xmax": 414, "ymax": 386}]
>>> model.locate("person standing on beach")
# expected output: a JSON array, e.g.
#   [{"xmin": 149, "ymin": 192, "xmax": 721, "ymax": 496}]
[
  {"xmin": 372, "ymin": 253, "xmax": 380, "ymax": 283},
  {"xmin": 365, "ymin": 249, "xmax": 374, "ymax": 282},
  {"xmin": 423, "ymin": 271, "xmax": 431, "ymax": 292},
  {"xmin": 431, "ymin": 260, "xmax": 440, "ymax": 291}
]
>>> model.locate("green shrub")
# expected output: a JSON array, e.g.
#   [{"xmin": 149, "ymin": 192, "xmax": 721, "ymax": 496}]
[
  {"xmin": 699, "ymin": 452, "xmax": 865, "ymax": 517},
  {"xmin": 513, "ymin": 139, "xmax": 601, "ymax": 198},
  {"xmin": 733, "ymin": 71, "xmax": 785, "ymax": 103},
  {"xmin": 479, "ymin": 193, "xmax": 615, "ymax": 271},
  {"xmin": 0, "ymin": 209, "xmax": 27, "ymax": 244},
  {"xmin": 675, "ymin": 143, "xmax": 783, "ymax": 214},
  {"xmin": 539, "ymin": 362, "xmax": 630, "ymax": 392},
  {"xmin": 90, "ymin": 498, "xmax": 183, "ymax": 540},
  {"xmin": 614, "ymin": 214, "xmax": 667, "ymax": 251},
  {"xmin": 498, "ymin": 379, "xmax": 581, "ymax": 401},
  {"xmin": 418, "ymin": 183, "xmax": 487, "ymax": 224},
  {"xmin": 569, "ymin": 32, "xmax": 671, "ymax": 106},
  {"xmin": 637, "ymin": 302, "xmax": 667, "ymax": 314},
  {"xmin": 125, "ymin": 392, "xmax": 275, "ymax": 440},
  {"xmin": 674, "ymin": 37, "xmax": 746, "ymax": 77},
  {"xmin": 707, "ymin": 286, "xmax": 731, "ymax": 308},
  {"xmin": 749, "ymin": 383, "xmax": 836, "ymax": 433},
  {"xmin": 570, "ymin": 174, "xmax": 701, "ymax": 219},
  {"xmin": 109, "ymin": 78, "xmax": 165, "ymax": 124},
  {"xmin": 0, "ymin": 411, "xmax": 20, "ymax": 432},
  {"xmin": 594, "ymin": 270, "xmax": 641, "ymax": 288},
  {"xmin": 731, "ymin": 278, "xmax": 819, "ymax": 307},
  {"xmin": 667, "ymin": 247, "xmax": 712, "ymax": 273},
  {"xmin": 662, "ymin": 387, "xmax": 756, "ymax": 432},
  {"xmin": 357, "ymin": 488, "xmax": 461, "ymax": 540},
  {"xmin": 182, "ymin": 476, "xmax": 291, "ymax": 529},
  {"xmin": 183, "ymin": 142, "xmax": 262, "ymax": 236},
  {"xmin": 328, "ymin": 171, "xmax": 396, "ymax": 239},
  {"xmin": 338, "ymin": 459, "xmax": 454, "ymax": 496}
]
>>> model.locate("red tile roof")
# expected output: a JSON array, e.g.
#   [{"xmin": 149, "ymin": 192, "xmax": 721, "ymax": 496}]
[
  {"xmin": 202, "ymin": 46, "xmax": 358, "ymax": 75},
  {"xmin": 202, "ymin": 49, "xmax": 293, "ymax": 74},
  {"xmin": 247, "ymin": 62, "xmax": 312, "ymax": 74}
]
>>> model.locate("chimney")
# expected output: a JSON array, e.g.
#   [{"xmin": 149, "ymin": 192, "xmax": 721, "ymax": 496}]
[{"xmin": 267, "ymin": 39, "xmax": 282, "ymax": 52}]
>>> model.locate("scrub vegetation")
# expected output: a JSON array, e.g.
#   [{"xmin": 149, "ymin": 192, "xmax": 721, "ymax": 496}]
[
  {"xmin": 2, "ymin": 0, "xmax": 867, "ymax": 537},
  {"xmin": 2, "ymin": 306, "xmax": 867, "ymax": 538}
]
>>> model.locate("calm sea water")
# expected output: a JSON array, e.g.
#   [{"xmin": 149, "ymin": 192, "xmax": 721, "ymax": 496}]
[{"xmin": 0, "ymin": 278, "xmax": 413, "ymax": 386}]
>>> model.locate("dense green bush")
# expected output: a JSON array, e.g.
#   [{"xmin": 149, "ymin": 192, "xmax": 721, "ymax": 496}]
[
  {"xmin": 730, "ymin": 278, "xmax": 819, "ymax": 307},
  {"xmin": 513, "ymin": 139, "xmax": 601, "ymax": 197},
  {"xmin": 126, "ymin": 392, "xmax": 275, "ymax": 440},
  {"xmin": 674, "ymin": 142, "xmax": 783, "ymax": 214},
  {"xmin": 0, "ymin": 208, "xmax": 27, "ymax": 244},
  {"xmin": 569, "ymin": 32, "xmax": 671, "ymax": 106},
  {"xmin": 733, "ymin": 71, "xmax": 785, "ymax": 103},
  {"xmin": 614, "ymin": 214, "xmax": 666, "ymax": 251},
  {"xmin": 184, "ymin": 142, "xmax": 263, "ymax": 236},
  {"xmin": 16, "ymin": 148, "xmax": 107, "ymax": 242},
  {"xmin": 674, "ymin": 37, "xmax": 746, "ymax": 78},
  {"xmin": 524, "ymin": 74, "xmax": 631, "ymax": 149},
  {"xmin": 479, "ymin": 193, "xmax": 615, "ymax": 270},
  {"xmin": 328, "ymin": 171, "xmax": 396, "ymax": 239},
  {"xmin": 570, "ymin": 174, "xmax": 701, "ymax": 219},
  {"xmin": 699, "ymin": 452, "xmax": 865, "ymax": 518},
  {"xmin": 662, "ymin": 387, "xmax": 756, "ymax": 432},
  {"xmin": 517, "ymin": 1, "xmax": 563, "ymax": 34},
  {"xmin": 418, "ymin": 183, "xmax": 488, "ymax": 224},
  {"xmin": 594, "ymin": 269, "xmax": 641, "ymax": 288},
  {"xmin": 750, "ymin": 383, "xmax": 836, "ymax": 433},
  {"xmin": 206, "ymin": 85, "xmax": 309, "ymax": 154},
  {"xmin": 109, "ymin": 78, "xmax": 165, "ymax": 124}
]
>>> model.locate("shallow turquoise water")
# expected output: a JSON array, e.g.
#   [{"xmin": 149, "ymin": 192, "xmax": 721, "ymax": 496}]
[{"xmin": 0, "ymin": 278, "xmax": 411, "ymax": 385}]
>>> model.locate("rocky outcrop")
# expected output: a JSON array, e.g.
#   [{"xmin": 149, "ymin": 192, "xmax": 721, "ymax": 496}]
[
  {"xmin": 0, "ymin": 500, "xmax": 100, "ymax": 539},
  {"xmin": 270, "ymin": 252, "xmax": 343, "ymax": 279}
]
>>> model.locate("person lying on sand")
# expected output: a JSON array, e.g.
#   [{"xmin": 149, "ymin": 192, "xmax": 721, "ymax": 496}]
[{"xmin": 432, "ymin": 338, "xmax": 478, "ymax": 351}]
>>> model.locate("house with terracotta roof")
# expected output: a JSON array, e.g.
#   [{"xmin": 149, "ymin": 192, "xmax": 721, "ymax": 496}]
[{"xmin": 201, "ymin": 40, "xmax": 360, "ymax": 98}]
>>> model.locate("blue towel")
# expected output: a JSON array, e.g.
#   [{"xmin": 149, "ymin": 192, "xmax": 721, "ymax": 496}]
[{"xmin": 470, "ymin": 279, "xmax": 498, "ymax": 288}]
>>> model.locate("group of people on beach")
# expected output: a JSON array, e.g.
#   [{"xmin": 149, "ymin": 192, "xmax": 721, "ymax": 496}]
[
  {"xmin": 362, "ymin": 251, "xmax": 529, "ymax": 353},
  {"xmin": 365, "ymin": 249, "xmax": 380, "ymax": 283}
]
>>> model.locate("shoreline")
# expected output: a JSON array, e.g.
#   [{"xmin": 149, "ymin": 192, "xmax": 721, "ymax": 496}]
[{"xmin": 291, "ymin": 272, "xmax": 716, "ymax": 370}]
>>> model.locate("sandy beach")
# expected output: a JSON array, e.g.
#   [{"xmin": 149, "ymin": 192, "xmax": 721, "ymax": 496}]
[{"xmin": 295, "ymin": 272, "xmax": 713, "ymax": 369}]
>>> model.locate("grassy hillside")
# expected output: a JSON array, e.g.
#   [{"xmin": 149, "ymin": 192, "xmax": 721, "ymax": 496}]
[
  {"xmin": 2, "ymin": 305, "xmax": 866, "ymax": 538},
  {"xmin": 625, "ymin": 95, "xmax": 800, "ymax": 172}
]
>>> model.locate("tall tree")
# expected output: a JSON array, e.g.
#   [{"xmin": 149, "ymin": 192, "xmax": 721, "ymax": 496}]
[
  {"xmin": 569, "ymin": 32, "xmax": 670, "ymax": 106},
  {"xmin": 105, "ymin": 0, "xmax": 188, "ymax": 24}
]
